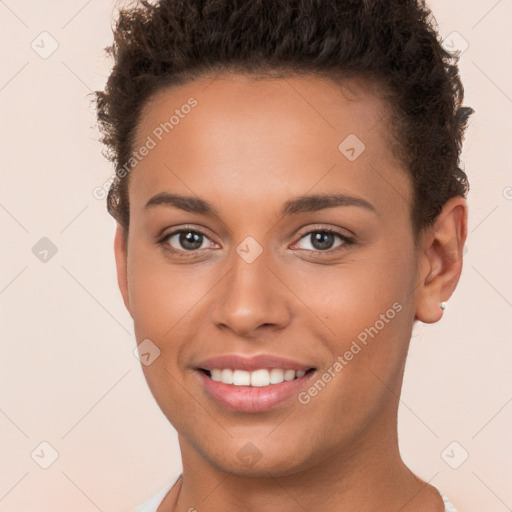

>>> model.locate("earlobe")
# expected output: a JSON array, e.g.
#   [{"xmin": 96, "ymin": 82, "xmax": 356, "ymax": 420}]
[
  {"xmin": 414, "ymin": 196, "xmax": 468, "ymax": 324},
  {"xmin": 113, "ymin": 223, "xmax": 132, "ymax": 317}
]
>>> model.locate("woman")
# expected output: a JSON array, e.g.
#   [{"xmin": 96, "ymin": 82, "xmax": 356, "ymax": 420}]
[{"xmin": 95, "ymin": 0, "xmax": 472, "ymax": 510}]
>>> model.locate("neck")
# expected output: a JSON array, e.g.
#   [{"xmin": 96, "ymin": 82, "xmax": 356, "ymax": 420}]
[{"xmin": 167, "ymin": 407, "xmax": 443, "ymax": 512}]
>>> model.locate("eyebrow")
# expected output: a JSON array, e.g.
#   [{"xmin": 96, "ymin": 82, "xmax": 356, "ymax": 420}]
[{"xmin": 144, "ymin": 192, "xmax": 376, "ymax": 217}]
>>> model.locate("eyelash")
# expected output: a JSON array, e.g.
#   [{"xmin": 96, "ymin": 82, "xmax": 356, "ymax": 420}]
[{"xmin": 157, "ymin": 226, "xmax": 355, "ymax": 258}]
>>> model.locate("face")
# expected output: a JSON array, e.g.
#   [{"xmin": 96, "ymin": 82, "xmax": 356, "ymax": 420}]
[{"xmin": 118, "ymin": 73, "xmax": 421, "ymax": 476}]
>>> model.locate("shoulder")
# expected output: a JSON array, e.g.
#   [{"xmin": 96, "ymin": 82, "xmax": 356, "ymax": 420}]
[
  {"xmin": 437, "ymin": 489, "xmax": 458, "ymax": 512},
  {"xmin": 134, "ymin": 475, "xmax": 181, "ymax": 512}
]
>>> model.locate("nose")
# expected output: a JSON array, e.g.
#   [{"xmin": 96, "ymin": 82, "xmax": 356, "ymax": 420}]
[{"xmin": 212, "ymin": 248, "xmax": 292, "ymax": 338}]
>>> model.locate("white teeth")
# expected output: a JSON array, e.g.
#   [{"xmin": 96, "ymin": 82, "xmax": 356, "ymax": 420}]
[
  {"xmin": 220, "ymin": 368, "xmax": 233, "ymax": 384},
  {"xmin": 211, "ymin": 369, "xmax": 222, "ymax": 382},
  {"xmin": 207, "ymin": 368, "xmax": 309, "ymax": 386},
  {"xmin": 269, "ymin": 368, "xmax": 284, "ymax": 384},
  {"xmin": 250, "ymin": 369, "xmax": 270, "ymax": 387},
  {"xmin": 233, "ymin": 369, "xmax": 251, "ymax": 386},
  {"xmin": 283, "ymin": 369, "xmax": 296, "ymax": 381}
]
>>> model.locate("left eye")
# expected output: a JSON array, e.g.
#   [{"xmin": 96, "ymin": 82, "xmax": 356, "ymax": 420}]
[{"xmin": 294, "ymin": 230, "xmax": 348, "ymax": 252}]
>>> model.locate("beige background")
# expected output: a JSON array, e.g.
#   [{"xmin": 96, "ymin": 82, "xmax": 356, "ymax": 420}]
[{"xmin": 1, "ymin": 0, "xmax": 511, "ymax": 510}]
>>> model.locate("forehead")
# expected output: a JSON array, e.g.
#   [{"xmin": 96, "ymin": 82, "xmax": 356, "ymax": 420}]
[{"xmin": 129, "ymin": 72, "xmax": 410, "ymax": 218}]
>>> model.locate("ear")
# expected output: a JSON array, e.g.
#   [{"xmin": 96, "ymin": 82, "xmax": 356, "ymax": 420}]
[
  {"xmin": 414, "ymin": 196, "xmax": 468, "ymax": 323},
  {"xmin": 113, "ymin": 223, "xmax": 132, "ymax": 317}
]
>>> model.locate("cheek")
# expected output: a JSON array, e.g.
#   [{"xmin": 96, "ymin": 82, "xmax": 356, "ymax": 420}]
[
  {"xmin": 285, "ymin": 242, "xmax": 415, "ymax": 331},
  {"xmin": 127, "ymin": 264, "xmax": 169, "ymax": 338},
  {"xmin": 297, "ymin": 244, "xmax": 416, "ymax": 390},
  {"xmin": 126, "ymin": 250, "xmax": 205, "ymax": 426},
  {"xmin": 126, "ymin": 244, "xmax": 207, "ymax": 339}
]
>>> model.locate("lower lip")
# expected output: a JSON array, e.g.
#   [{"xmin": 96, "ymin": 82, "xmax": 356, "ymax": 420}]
[{"xmin": 197, "ymin": 370, "xmax": 316, "ymax": 412}]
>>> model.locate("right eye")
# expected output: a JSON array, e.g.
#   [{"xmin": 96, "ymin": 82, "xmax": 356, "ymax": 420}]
[{"xmin": 160, "ymin": 229, "xmax": 215, "ymax": 253}]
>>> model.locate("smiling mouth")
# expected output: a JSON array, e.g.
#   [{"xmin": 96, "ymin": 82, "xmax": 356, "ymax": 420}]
[{"xmin": 199, "ymin": 367, "xmax": 316, "ymax": 387}]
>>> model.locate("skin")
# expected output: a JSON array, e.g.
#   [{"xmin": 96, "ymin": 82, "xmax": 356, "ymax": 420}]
[{"xmin": 113, "ymin": 73, "xmax": 467, "ymax": 511}]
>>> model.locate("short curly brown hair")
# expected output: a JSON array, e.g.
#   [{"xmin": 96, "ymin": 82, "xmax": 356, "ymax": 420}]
[{"xmin": 95, "ymin": 0, "xmax": 473, "ymax": 237}]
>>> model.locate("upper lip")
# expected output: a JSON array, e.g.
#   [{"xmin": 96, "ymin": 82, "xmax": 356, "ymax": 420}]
[{"xmin": 195, "ymin": 354, "xmax": 315, "ymax": 372}]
